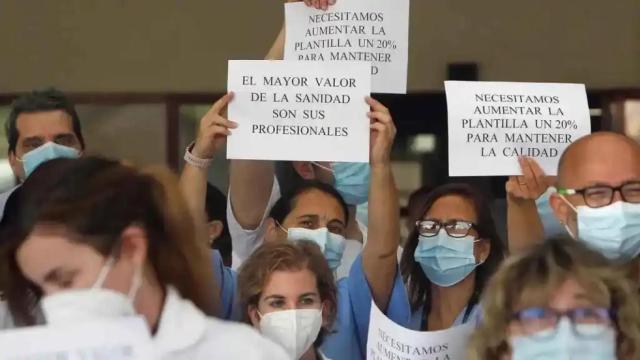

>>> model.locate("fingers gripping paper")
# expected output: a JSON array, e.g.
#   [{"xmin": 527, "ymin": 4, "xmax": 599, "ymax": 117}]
[
  {"xmin": 285, "ymin": 0, "xmax": 410, "ymax": 94},
  {"xmin": 367, "ymin": 301, "xmax": 475, "ymax": 360},
  {"xmin": 445, "ymin": 81, "xmax": 592, "ymax": 176},
  {"xmin": 227, "ymin": 60, "xmax": 371, "ymax": 163}
]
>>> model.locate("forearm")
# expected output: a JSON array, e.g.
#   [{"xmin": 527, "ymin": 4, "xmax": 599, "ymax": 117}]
[
  {"xmin": 229, "ymin": 160, "xmax": 276, "ymax": 230},
  {"xmin": 363, "ymin": 163, "xmax": 400, "ymax": 311},
  {"xmin": 507, "ymin": 196, "xmax": 545, "ymax": 253}
]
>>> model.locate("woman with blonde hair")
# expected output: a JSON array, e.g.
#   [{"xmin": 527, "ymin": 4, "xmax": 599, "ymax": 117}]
[{"xmin": 469, "ymin": 237, "xmax": 640, "ymax": 360}]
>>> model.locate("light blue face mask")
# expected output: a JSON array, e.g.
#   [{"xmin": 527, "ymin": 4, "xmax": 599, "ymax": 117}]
[
  {"xmin": 413, "ymin": 231, "xmax": 482, "ymax": 287},
  {"xmin": 19, "ymin": 142, "xmax": 80, "ymax": 178},
  {"xmin": 330, "ymin": 162, "xmax": 370, "ymax": 206},
  {"xmin": 286, "ymin": 227, "xmax": 347, "ymax": 270},
  {"xmin": 511, "ymin": 318, "xmax": 616, "ymax": 360},
  {"xmin": 561, "ymin": 196, "xmax": 640, "ymax": 262},
  {"xmin": 536, "ymin": 187, "xmax": 566, "ymax": 238}
]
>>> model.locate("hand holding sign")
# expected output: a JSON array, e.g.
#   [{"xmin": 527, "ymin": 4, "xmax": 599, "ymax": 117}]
[
  {"xmin": 296, "ymin": 0, "xmax": 336, "ymax": 11},
  {"xmin": 193, "ymin": 93, "xmax": 238, "ymax": 159},
  {"xmin": 367, "ymin": 97, "xmax": 396, "ymax": 166},
  {"xmin": 505, "ymin": 157, "xmax": 551, "ymax": 202}
]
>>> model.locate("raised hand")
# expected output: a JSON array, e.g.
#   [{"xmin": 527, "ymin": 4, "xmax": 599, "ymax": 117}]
[
  {"xmin": 367, "ymin": 97, "xmax": 396, "ymax": 166},
  {"xmin": 192, "ymin": 93, "xmax": 237, "ymax": 159}
]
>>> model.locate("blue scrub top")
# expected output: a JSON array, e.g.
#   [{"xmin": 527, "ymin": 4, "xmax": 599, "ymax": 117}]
[{"xmin": 211, "ymin": 250, "xmax": 242, "ymax": 321}]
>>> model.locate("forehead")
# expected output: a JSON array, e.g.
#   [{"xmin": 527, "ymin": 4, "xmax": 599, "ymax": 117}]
[
  {"xmin": 261, "ymin": 269, "xmax": 319, "ymax": 298},
  {"xmin": 16, "ymin": 225, "xmax": 102, "ymax": 284},
  {"xmin": 286, "ymin": 189, "xmax": 345, "ymax": 222},
  {"xmin": 16, "ymin": 110, "xmax": 74, "ymax": 139},
  {"xmin": 425, "ymin": 194, "xmax": 477, "ymax": 223},
  {"xmin": 561, "ymin": 141, "xmax": 640, "ymax": 188}
]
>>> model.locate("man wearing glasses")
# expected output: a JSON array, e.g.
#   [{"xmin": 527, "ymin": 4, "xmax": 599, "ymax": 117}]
[{"xmin": 548, "ymin": 132, "xmax": 640, "ymax": 262}]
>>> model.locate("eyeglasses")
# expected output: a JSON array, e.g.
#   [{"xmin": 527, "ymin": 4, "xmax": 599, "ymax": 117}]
[
  {"xmin": 558, "ymin": 181, "xmax": 640, "ymax": 208},
  {"xmin": 415, "ymin": 219, "xmax": 476, "ymax": 238},
  {"xmin": 512, "ymin": 307, "xmax": 614, "ymax": 340}
]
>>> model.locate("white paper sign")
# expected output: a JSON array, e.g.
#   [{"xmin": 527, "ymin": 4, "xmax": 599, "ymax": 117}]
[
  {"xmin": 227, "ymin": 60, "xmax": 371, "ymax": 162},
  {"xmin": 0, "ymin": 317, "xmax": 154, "ymax": 360},
  {"xmin": 445, "ymin": 81, "xmax": 592, "ymax": 176},
  {"xmin": 285, "ymin": 0, "xmax": 410, "ymax": 94},
  {"xmin": 367, "ymin": 301, "xmax": 474, "ymax": 360}
]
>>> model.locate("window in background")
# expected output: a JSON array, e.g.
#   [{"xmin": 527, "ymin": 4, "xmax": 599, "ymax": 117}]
[{"xmin": 0, "ymin": 107, "xmax": 16, "ymax": 192}]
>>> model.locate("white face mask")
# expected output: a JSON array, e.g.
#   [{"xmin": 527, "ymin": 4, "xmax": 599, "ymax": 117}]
[
  {"xmin": 42, "ymin": 256, "xmax": 143, "ymax": 325},
  {"xmin": 258, "ymin": 309, "xmax": 323, "ymax": 360}
]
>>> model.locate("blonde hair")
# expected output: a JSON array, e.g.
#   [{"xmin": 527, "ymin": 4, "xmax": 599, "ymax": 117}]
[{"xmin": 468, "ymin": 238, "xmax": 640, "ymax": 360}]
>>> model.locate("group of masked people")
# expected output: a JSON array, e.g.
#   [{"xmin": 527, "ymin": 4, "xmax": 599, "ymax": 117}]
[{"xmin": 2, "ymin": 1, "xmax": 640, "ymax": 360}]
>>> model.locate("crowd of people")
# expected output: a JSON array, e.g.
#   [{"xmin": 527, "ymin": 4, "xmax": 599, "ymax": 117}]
[{"xmin": 1, "ymin": 0, "xmax": 639, "ymax": 359}]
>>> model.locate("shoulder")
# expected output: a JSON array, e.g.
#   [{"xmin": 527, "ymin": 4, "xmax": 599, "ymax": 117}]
[{"xmin": 195, "ymin": 318, "xmax": 289, "ymax": 359}]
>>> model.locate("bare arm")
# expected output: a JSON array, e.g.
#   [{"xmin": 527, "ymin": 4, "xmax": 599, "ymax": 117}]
[
  {"xmin": 179, "ymin": 94, "xmax": 236, "ymax": 236},
  {"xmin": 362, "ymin": 98, "xmax": 400, "ymax": 311},
  {"xmin": 230, "ymin": 0, "xmax": 331, "ymax": 230},
  {"xmin": 506, "ymin": 157, "xmax": 549, "ymax": 253}
]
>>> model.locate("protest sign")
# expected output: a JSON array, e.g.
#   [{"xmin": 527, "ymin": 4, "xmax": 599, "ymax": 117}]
[
  {"xmin": 285, "ymin": 0, "xmax": 410, "ymax": 94},
  {"xmin": 445, "ymin": 81, "xmax": 592, "ymax": 176},
  {"xmin": 367, "ymin": 301, "xmax": 474, "ymax": 360},
  {"xmin": 227, "ymin": 60, "xmax": 371, "ymax": 163},
  {"xmin": 0, "ymin": 317, "xmax": 153, "ymax": 360}
]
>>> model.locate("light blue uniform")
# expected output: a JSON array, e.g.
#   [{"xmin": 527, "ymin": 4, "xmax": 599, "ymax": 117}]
[{"xmin": 211, "ymin": 250, "xmax": 242, "ymax": 321}]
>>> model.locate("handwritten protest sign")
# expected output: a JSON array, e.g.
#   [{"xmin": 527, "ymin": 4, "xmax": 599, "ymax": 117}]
[
  {"xmin": 285, "ymin": 0, "xmax": 410, "ymax": 94},
  {"xmin": 367, "ymin": 301, "xmax": 474, "ymax": 360},
  {"xmin": 0, "ymin": 317, "xmax": 153, "ymax": 360},
  {"xmin": 227, "ymin": 60, "xmax": 371, "ymax": 162},
  {"xmin": 445, "ymin": 81, "xmax": 592, "ymax": 176}
]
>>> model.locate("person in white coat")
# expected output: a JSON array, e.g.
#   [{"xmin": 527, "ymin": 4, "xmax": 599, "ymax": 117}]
[{"xmin": 1, "ymin": 156, "xmax": 288, "ymax": 359}]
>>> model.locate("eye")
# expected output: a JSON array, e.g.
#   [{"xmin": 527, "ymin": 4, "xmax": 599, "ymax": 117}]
[
  {"xmin": 268, "ymin": 299, "xmax": 285, "ymax": 308},
  {"xmin": 328, "ymin": 225, "xmax": 344, "ymax": 235},
  {"xmin": 300, "ymin": 220, "xmax": 314, "ymax": 229}
]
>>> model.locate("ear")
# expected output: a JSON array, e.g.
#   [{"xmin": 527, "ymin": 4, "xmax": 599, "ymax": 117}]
[
  {"xmin": 292, "ymin": 161, "xmax": 316, "ymax": 180},
  {"xmin": 8, "ymin": 151, "xmax": 25, "ymax": 181},
  {"xmin": 550, "ymin": 193, "xmax": 573, "ymax": 226},
  {"xmin": 119, "ymin": 225, "xmax": 148, "ymax": 268},
  {"xmin": 264, "ymin": 217, "xmax": 284, "ymax": 244},
  {"xmin": 248, "ymin": 304, "xmax": 261, "ymax": 328},
  {"xmin": 207, "ymin": 220, "xmax": 224, "ymax": 245},
  {"xmin": 476, "ymin": 238, "xmax": 491, "ymax": 264}
]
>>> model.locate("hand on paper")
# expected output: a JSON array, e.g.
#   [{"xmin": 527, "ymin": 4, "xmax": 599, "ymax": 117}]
[
  {"xmin": 295, "ymin": 0, "xmax": 336, "ymax": 11},
  {"xmin": 367, "ymin": 97, "xmax": 396, "ymax": 166},
  {"xmin": 506, "ymin": 156, "xmax": 553, "ymax": 201},
  {"xmin": 192, "ymin": 93, "xmax": 237, "ymax": 159}
]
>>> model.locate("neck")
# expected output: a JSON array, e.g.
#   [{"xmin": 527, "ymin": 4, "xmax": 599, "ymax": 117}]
[
  {"xmin": 300, "ymin": 346, "xmax": 318, "ymax": 360},
  {"xmin": 427, "ymin": 273, "xmax": 475, "ymax": 331},
  {"xmin": 136, "ymin": 277, "xmax": 166, "ymax": 334},
  {"xmin": 345, "ymin": 205, "xmax": 362, "ymax": 242}
]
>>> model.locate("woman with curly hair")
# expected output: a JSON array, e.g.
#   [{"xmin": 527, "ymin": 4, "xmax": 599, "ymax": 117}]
[{"xmin": 469, "ymin": 237, "xmax": 640, "ymax": 360}]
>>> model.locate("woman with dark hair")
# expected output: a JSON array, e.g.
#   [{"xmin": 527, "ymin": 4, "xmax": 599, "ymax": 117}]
[
  {"xmin": 400, "ymin": 183, "xmax": 506, "ymax": 330},
  {"xmin": 2, "ymin": 157, "xmax": 287, "ymax": 359}
]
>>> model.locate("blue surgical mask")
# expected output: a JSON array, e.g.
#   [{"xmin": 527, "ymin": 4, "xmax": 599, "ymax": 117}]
[
  {"xmin": 536, "ymin": 187, "xmax": 566, "ymax": 238},
  {"xmin": 19, "ymin": 142, "xmax": 80, "ymax": 178},
  {"xmin": 330, "ymin": 162, "xmax": 370, "ymax": 205},
  {"xmin": 286, "ymin": 227, "xmax": 346, "ymax": 270},
  {"xmin": 511, "ymin": 318, "xmax": 616, "ymax": 360},
  {"xmin": 561, "ymin": 196, "xmax": 640, "ymax": 262},
  {"xmin": 413, "ymin": 231, "xmax": 481, "ymax": 287}
]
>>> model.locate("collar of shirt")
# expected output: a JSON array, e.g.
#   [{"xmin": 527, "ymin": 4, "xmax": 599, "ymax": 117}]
[{"xmin": 152, "ymin": 286, "xmax": 208, "ymax": 355}]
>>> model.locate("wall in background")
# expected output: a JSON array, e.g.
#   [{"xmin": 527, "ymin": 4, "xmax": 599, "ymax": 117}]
[{"xmin": 0, "ymin": 0, "xmax": 638, "ymax": 93}]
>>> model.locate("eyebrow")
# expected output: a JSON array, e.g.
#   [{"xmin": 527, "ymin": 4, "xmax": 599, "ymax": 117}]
[
  {"xmin": 22, "ymin": 136, "xmax": 45, "ymax": 143},
  {"xmin": 299, "ymin": 292, "xmax": 320, "ymax": 299},
  {"xmin": 263, "ymin": 295, "xmax": 286, "ymax": 302},
  {"xmin": 327, "ymin": 219, "xmax": 346, "ymax": 227}
]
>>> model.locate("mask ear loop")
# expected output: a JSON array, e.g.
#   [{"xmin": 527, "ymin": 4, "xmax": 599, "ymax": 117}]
[
  {"xmin": 311, "ymin": 162, "xmax": 334, "ymax": 174},
  {"xmin": 127, "ymin": 265, "xmax": 143, "ymax": 301},
  {"xmin": 92, "ymin": 256, "xmax": 116, "ymax": 289},
  {"xmin": 558, "ymin": 195, "xmax": 579, "ymax": 240},
  {"xmin": 471, "ymin": 238, "xmax": 488, "ymax": 266}
]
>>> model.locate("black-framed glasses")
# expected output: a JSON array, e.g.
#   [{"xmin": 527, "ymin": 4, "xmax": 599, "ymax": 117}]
[
  {"xmin": 558, "ymin": 181, "xmax": 640, "ymax": 208},
  {"xmin": 512, "ymin": 307, "xmax": 614, "ymax": 340},
  {"xmin": 415, "ymin": 219, "xmax": 476, "ymax": 238}
]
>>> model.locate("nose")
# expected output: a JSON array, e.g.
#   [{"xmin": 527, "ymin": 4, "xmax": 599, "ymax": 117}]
[{"xmin": 612, "ymin": 189, "xmax": 624, "ymax": 204}]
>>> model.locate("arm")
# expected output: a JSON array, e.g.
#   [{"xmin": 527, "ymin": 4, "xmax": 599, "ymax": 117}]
[
  {"xmin": 229, "ymin": 0, "xmax": 332, "ymax": 231},
  {"xmin": 506, "ymin": 157, "xmax": 548, "ymax": 253},
  {"xmin": 362, "ymin": 97, "xmax": 400, "ymax": 311},
  {"xmin": 179, "ymin": 94, "xmax": 236, "ymax": 237}
]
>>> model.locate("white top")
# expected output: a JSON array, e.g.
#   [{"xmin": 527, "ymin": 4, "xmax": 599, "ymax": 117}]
[
  {"xmin": 154, "ymin": 287, "xmax": 288, "ymax": 359},
  {"xmin": 228, "ymin": 177, "xmax": 368, "ymax": 280},
  {"xmin": 0, "ymin": 300, "xmax": 15, "ymax": 330},
  {"xmin": 0, "ymin": 185, "xmax": 19, "ymax": 221}
]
